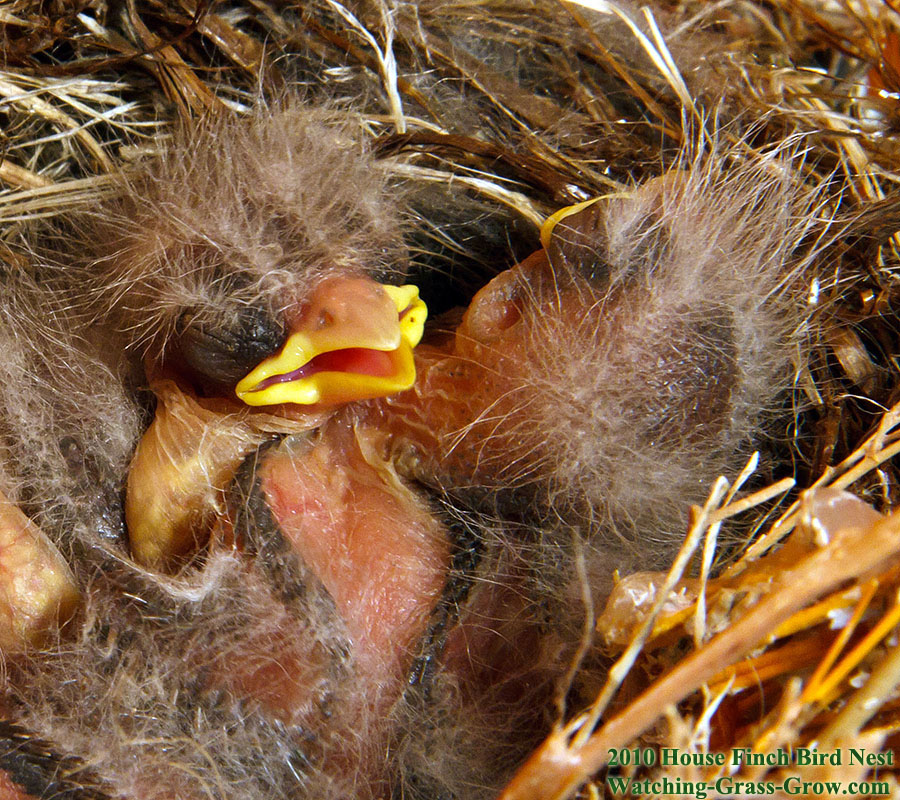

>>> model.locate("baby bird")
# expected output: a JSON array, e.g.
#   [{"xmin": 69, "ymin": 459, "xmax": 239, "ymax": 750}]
[
  {"xmin": 364, "ymin": 152, "xmax": 829, "ymax": 796},
  {"xmin": 379, "ymin": 156, "xmax": 824, "ymax": 569},
  {"xmin": 64, "ymin": 99, "xmax": 425, "ymax": 412},
  {"xmin": 0, "ymin": 101, "xmax": 441, "ymax": 800},
  {"xmin": 51, "ymin": 100, "xmax": 428, "ymax": 568},
  {"xmin": 0, "ymin": 249, "xmax": 444, "ymax": 798}
]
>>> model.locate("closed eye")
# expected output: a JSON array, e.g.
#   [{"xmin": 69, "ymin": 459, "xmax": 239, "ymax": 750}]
[{"xmin": 176, "ymin": 304, "xmax": 286, "ymax": 389}]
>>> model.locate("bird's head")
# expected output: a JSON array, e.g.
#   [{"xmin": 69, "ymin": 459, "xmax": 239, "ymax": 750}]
[
  {"xmin": 384, "ymin": 159, "xmax": 817, "ymax": 542},
  {"xmin": 78, "ymin": 101, "xmax": 427, "ymax": 410},
  {"xmin": 176, "ymin": 273, "xmax": 426, "ymax": 408}
]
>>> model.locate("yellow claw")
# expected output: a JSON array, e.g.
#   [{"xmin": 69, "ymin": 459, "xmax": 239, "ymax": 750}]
[{"xmin": 235, "ymin": 280, "xmax": 427, "ymax": 407}]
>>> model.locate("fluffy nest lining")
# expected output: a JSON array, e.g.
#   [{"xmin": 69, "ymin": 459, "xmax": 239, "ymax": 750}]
[{"xmin": 4, "ymin": 0, "xmax": 900, "ymax": 797}]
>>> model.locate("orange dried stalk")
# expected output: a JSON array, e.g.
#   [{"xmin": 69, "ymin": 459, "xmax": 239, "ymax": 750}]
[{"xmin": 502, "ymin": 457, "xmax": 900, "ymax": 799}]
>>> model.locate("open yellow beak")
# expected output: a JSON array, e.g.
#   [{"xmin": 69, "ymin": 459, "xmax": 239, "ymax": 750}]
[{"xmin": 235, "ymin": 278, "xmax": 427, "ymax": 407}]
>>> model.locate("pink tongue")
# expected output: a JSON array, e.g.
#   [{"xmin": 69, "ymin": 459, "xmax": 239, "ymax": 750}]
[
  {"xmin": 312, "ymin": 347, "xmax": 395, "ymax": 377},
  {"xmin": 256, "ymin": 348, "xmax": 396, "ymax": 391},
  {"xmin": 259, "ymin": 421, "xmax": 449, "ymax": 682}
]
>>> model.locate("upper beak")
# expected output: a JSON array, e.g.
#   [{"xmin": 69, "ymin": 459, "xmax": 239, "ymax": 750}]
[
  {"xmin": 235, "ymin": 277, "xmax": 427, "ymax": 407},
  {"xmin": 539, "ymin": 196, "xmax": 605, "ymax": 250}
]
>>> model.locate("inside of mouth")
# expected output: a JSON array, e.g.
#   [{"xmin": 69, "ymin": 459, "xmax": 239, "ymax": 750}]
[{"xmin": 251, "ymin": 347, "xmax": 398, "ymax": 392}]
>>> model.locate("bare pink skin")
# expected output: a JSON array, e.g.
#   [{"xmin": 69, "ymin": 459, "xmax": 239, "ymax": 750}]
[
  {"xmin": 210, "ymin": 415, "xmax": 450, "ymax": 794},
  {"xmin": 0, "ymin": 774, "xmax": 35, "ymax": 800},
  {"xmin": 377, "ymin": 250, "xmax": 571, "ymax": 488},
  {"xmin": 260, "ymin": 419, "xmax": 449, "ymax": 684}
]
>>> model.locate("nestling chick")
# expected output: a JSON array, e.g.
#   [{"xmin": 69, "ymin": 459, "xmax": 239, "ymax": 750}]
[
  {"xmin": 379, "ymin": 155, "xmax": 824, "ymax": 563},
  {"xmin": 0, "ymin": 262, "xmax": 445, "ymax": 798},
  {"xmin": 64, "ymin": 99, "xmax": 425, "ymax": 411},
  {"xmin": 361, "ymin": 150, "xmax": 830, "ymax": 795},
  {"xmin": 0, "ymin": 102, "xmax": 443, "ymax": 799},
  {"xmin": 54, "ymin": 100, "xmax": 427, "ymax": 568}
]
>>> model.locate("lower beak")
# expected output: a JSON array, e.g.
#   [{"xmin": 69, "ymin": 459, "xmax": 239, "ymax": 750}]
[{"xmin": 235, "ymin": 277, "xmax": 427, "ymax": 407}]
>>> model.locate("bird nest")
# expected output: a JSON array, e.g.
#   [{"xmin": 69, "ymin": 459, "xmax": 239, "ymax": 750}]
[{"xmin": 4, "ymin": 1, "xmax": 900, "ymax": 798}]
